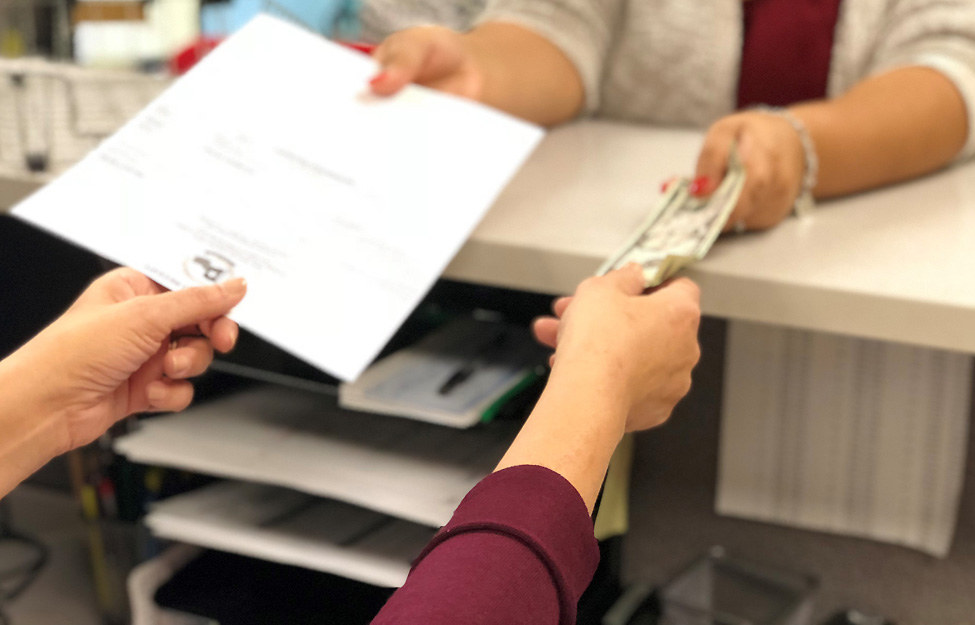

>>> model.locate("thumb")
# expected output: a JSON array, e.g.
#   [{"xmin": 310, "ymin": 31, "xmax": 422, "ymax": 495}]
[
  {"xmin": 370, "ymin": 30, "xmax": 433, "ymax": 95},
  {"xmin": 603, "ymin": 263, "xmax": 646, "ymax": 296},
  {"xmin": 141, "ymin": 278, "xmax": 247, "ymax": 334}
]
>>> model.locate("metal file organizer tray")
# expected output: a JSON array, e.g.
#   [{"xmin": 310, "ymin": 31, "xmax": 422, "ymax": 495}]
[
  {"xmin": 604, "ymin": 546, "xmax": 817, "ymax": 625},
  {"xmin": 657, "ymin": 546, "xmax": 817, "ymax": 625}
]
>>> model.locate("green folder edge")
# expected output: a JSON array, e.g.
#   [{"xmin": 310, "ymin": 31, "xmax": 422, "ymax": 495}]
[{"xmin": 479, "ymin": 369, "xmax": 543, "ymax": 424}]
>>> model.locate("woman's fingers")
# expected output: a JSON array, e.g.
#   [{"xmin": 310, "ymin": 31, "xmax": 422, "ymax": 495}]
[
  {"xmin": 209, "ymin": 316, "xmax": 240, "ymax": 354},
  {"xmin": 179, "ymin": 315, "xmax": 238, "ymax": 355},
  {"xmin": 371, "ymin": 32, "xmax": 428, "ymax": 95},
  {"xmin": 603, "ymin": 263, "xmax": 646, "ymax": 296},
  {"xmin": 652, "ymin": 277, "xmax": 701, "ymax": 305},
  {"xmin": 722, "ymin": 176, "xmax": 760, "ymax": 232},
  {"xmin": 552, "ymin": 297, "xmax": 572, "ymax": 317},
  {"xmin": 145, "ymin": 379, "xmax": 195, "ymax": 413},
  {"xmin": 164, "ymin": 336, "xmax": 215, "ymax": 379},
  {"xmin": 140, "ymin": 279, "xmax": 246, "ymax": 339},
  {"xmin": 532, "ymin": 317, "xmax": 560, "ymax": 348},
  {"xmin": 371, "ymin": 27, "xmax": 467, "ymax": 96},
  {"xmin": 694, "ymin": 123, "xmax": 739, "ymax": 197}
]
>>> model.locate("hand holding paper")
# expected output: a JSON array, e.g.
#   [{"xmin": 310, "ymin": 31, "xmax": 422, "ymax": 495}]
[{"xmin": 13, "ymin": 14, "xmax": 543, "ymax": 380}]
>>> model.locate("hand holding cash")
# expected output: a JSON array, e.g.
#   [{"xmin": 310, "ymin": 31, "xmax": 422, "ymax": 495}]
[
  {"xmin": 696, "ymin": 109, "xmax": 810, "ymax": 232},
  {"xmin": 598, "ymin": 145, "xmax": 747, "ymax": 288}
]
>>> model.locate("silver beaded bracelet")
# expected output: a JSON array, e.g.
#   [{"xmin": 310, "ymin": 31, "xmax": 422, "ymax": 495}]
[{"xmin": 756, "ymin": 105, "xmax": 818, "ymax": 217}]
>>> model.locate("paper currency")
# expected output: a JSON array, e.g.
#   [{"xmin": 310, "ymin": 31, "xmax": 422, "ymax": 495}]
[{"xmin": 599, "ymin": 146, "xmax": 746, "ymax": 287}]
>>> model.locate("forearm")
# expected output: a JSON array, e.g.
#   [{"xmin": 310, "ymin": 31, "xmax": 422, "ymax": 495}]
[
  {"xmin": 464, "ymin": 23, "xmax": 585, "ymax": 126},
  {"xmin": 495, "ymin": 363, "xmax": 628, "ymax": 513},
  {"xmin": 0, "ymin": 352, "xmax": 68, "ymax": 498},
  {"xmin": 792, "ymin": 66, "xmax": 969, "ymax": 198}
]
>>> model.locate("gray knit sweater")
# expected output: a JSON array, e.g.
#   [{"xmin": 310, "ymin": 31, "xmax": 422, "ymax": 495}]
[{"xmin": 478, "ymin": 0, "xmax": 975, "ymax": 159}]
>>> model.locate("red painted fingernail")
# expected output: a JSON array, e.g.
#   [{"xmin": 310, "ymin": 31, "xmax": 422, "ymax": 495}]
[
  {"xmin": 689, "ymin": 176, "xmax": 710, "ymax": 196},
  {"xmin": 660, "ymin": 176, "xmax": 678, "ymax": 193},
  {"xmin": 369, "ymin": 71, "xmax": 388, "ymax": 87}
]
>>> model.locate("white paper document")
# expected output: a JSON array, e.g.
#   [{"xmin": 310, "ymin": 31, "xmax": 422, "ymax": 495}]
[
  {"xmin": 146, "ymin": 480, "xmax": 435, "ymax": 588},
  {"xmin": 717, "ymin": 321, "xmax": 973, "ymax": 556},
  {"xmin": 12, "ymin": 14, "xmax": 543, "ymax": 380}
]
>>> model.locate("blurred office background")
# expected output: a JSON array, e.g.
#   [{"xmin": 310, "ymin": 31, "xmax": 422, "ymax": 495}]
[{"xmin": 2, "ymin": 2, "xmax": 975, "ymax": 625}]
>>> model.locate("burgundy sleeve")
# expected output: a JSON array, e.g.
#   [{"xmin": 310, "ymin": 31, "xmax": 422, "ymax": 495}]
[{"xmin": 371, "ymin": 465, "xmax": 600, "ymax": 625}]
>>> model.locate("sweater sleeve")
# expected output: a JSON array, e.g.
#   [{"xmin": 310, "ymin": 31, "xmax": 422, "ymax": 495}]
[
  {"xmin": 868, "ymin": 0, "xmax": 975, "ymax": 160},
  {"xmin": 475, "ymin": 0, "xmax": 624, "ymax": 115},
  {"xmin": 371, "ymin": 465, "xmax": 600, "ymax": 625}
]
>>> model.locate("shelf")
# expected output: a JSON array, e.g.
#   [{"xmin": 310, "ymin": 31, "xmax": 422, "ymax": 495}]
[
  {"xmin": 115, "ymin": 386, "xmax": 519, "ymax": 527},
  {"xmin": 146, "ymin": 480, "xmax": 435, "ymax": 588}
]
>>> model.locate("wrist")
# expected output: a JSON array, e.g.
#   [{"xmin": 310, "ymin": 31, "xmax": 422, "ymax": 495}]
[
  {"xmin": 545, "ymin": 357, "xmax": 630, "ymax": 432},
  {"xmin": 0, "ymin": 342, "xmax": 73, "ymax": 457},
  {"xmin": 0, "ymin": 351, "xmax": 72, "ymax": 496},
  {"xmin": 495, "ymin": 357, "xmax": 628, "ymax": 512},
  {"xmin": 758, "ymin": 105, "xmax": 819, "ymax": 215}
]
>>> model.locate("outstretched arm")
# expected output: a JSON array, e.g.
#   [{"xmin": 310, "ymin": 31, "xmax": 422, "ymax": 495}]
[
  {"xmin": 369, "ymin": 0, "xmax": 627, "ymax": 126},
  {"xmin": 373, "ymin": 267, "xmax": 701, "ymax": 625},
  {"xmin": 370, "ymin": 23, "xmax": 584, "ymax": 126}
]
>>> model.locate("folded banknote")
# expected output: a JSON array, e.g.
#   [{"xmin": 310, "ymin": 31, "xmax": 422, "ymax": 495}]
[{"xmin": 598, "ymin": 146, "xmax": 746, "ymax": 287}]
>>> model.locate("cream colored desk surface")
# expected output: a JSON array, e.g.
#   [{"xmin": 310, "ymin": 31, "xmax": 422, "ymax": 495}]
[
  {"xmin": 445, "ymin": 120, "xmax": 975, "ymax": 353},
  {"xmin": 4, "ymin": 120, "xmax": 975, "ymax": 352}
]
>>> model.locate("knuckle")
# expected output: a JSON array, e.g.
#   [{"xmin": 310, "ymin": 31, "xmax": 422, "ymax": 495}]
[
  {"xmin": 101, "ymin": 267, "xmax": 129, "ymax": 282},
  {"xmin": 750, "ymin": 165, "xmax": 771, "ymax": 189},
  {"xmin": 128, "ymin": 298, "xmax": 169, "ymax": 339},
  {"xmin": 713, "ymin": 116, "xmax": 738, "ymax": 133},
  {"xmin": 679, "ymin": 375, "xmax": 693, "ymax": 399},
  {"xmin": 750, "ymin": 210, "xmax": 786, "ymax": 231},
  {"xmin": 663, "ymin": 286, "xmax": 702, "ymax": 324},
  {"xmin": 131, "ymin": 296, "xmax": 158, "ymax": 322},
  {"xmin": 576, "ymin": 276, "xmax": 601, "ymax": 294},
  {"xmin": 676, "ymin": 279, "xmax": 701, "ymax": 303},
  {"xmin": 415, "ymin": 26, "xmax": 454, "ymax": 50},
  {"xmin": 188, "ymin": 337, "xmax": 215, "ymax": 361},
  {"xmin": 88, "ymin": 267, "xmax": 128, "ymax": 295},
  {"xmin": 376, "ymin": 34, "xmax": 401, "ymax": 58},
  {"xmin": 698, "ymin": 143, "xmax": 723, "ymax": 168}
]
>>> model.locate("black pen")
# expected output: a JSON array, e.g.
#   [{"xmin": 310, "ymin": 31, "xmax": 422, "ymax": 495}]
[{"xmin": 438, "ymin": 330, "xmax": 507, "ymax": 395}]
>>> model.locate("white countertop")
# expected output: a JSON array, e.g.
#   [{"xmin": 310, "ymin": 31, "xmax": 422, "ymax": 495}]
[
  {"xmin": 5, "ymin": 120, "xmax": 975, "ymax": 351},
  {"xmin": 444, "ymin": 121, "xmax": 975, "ymax": 352}
]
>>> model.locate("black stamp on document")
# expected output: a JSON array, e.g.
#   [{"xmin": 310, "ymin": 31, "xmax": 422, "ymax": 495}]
[{"xmin": 184, "ymin": 251, "xmax": 236, "ymax": 284}]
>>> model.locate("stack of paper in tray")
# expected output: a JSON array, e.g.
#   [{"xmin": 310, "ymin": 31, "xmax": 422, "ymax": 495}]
[{"xmin": 340, "ymin": 318, "xmax": 548, "ymax": 428}]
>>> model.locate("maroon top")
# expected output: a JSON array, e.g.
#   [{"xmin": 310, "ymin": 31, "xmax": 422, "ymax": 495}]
[
  {"xmin": 371, "ymin": 465, "xmax": 599, "ymax": 625},
  {"xmin": 737, "ymin": 0, "xmax": 844, "ymax": 108}
]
